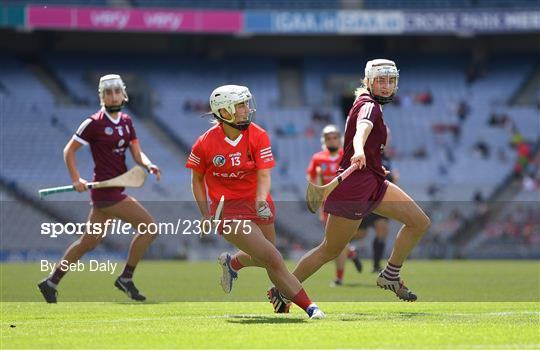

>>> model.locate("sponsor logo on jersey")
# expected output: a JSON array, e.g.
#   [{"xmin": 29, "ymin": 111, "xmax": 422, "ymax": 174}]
[
  {"xmin": 118, "ymin": 139, "xmax": 125, "ymax": 147},
  {"xmin": 229, "ymin": 152, "xmax": 241, "ymax": 158},
  {"xmin": 105, "ymin": 127, "xmax": 114, "ymax": 135},
  {"xmin": 212, "ymin": 171, "xmax": 246, "ymax": 179},
  {"xmin": 213, "ymin": 155, "xmax": 226, "ymax": 167}
]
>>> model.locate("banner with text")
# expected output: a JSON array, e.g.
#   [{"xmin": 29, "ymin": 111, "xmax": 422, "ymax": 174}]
[{"xmin": 26, "ymin": 6, "xmax": 242, "ymax": 33}]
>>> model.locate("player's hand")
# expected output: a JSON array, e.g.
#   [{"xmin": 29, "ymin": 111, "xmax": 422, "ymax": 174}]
[
  {"xmin": 73, "ymin": 178, "xmax": 88, "ymax": 192},
  {"xmin": 200, "ymin": 214, "xmax": 214, "ymax": 235},
  {"xmin": 382, "ymin": 165, "xmax": 390, "ymax": 177},
  {"xmin": 147, "ymin": 164, "xmax": 161, "ymax": 181},
  {"xmin": 256, "ymin": 200, "xmax": 273, "ymax": 219},
  {"xmin": 350, "ymin": 151, "xmax": 366, "ymax": 169}
]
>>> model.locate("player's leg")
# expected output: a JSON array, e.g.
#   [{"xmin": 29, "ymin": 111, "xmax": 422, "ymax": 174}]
[
  {"xmin": 332, "ymin": 246, "xmax": 348, "ymax": 286},
  {"xmin": 348, "ymin": 228, "xmax": 366, "ymax": 273},
  {"xmin": 372, "ymin": 182, "xmax": 430, "ymax": 301},
  {"xmin": 38, "ymin": 207, "xmax": 111, "ymax": 303},
  {"xmin": 224, "ymin": 221, "xmax": 324, "ymax": 318},
  {"xmin": 100, "ymin": 196, "xmax": 156, "ymax": 301},
  {"xmin": 372, "ymin": 217, "xmax": 389, "ymax": 272},
  {"xmin": 228, "ymin": 222, "xmax": 276, "ymax": 269},
  {"xmin": 291, "ymin": 214, "xmax": 361, "ymax": 283},
  {"xmin": 218, "ymin": 222, "xmax": 275, "ymax": 293}
]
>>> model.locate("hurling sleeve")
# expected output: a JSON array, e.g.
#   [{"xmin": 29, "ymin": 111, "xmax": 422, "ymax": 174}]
[
  {"xmin": 73, "ymin": 118, "xmax": 95, "ymax": 145},
  {"xmin": 255, "ymin": 131, "xmax": 275, "ymax": 169},
  {"xmin": 357, "ymin": 101, "xmax": 381, "ymax": 127},
  {"xmin": 185, "ymin": 137, "xmax": 206, "ymax": 174}
]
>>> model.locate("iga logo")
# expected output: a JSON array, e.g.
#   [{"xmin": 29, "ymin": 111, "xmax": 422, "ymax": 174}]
[{"xmin": 213, "ymin": 155, "xmax": 226, "ymax": 167}]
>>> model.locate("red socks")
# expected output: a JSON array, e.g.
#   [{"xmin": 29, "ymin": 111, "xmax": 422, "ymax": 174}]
[
  {"xmin": 230, "ymin": 256, "xmax": 244, "ymax": 271},
  {"xmin": 291, "ymin": 288, "xmax": 312, "ymax": 311}
]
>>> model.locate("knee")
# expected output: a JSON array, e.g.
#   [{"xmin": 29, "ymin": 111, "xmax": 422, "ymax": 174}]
[
  {"xmin": 319, "ymin": 244, "xmax": 343, "ymax": 262},
  {"xmin": 264, "ymin": 250, "xmax": 285, "ymax": 272},
  {"xmin": 417, "ymin": 214, "xmax": 431, "ymax": 233}
]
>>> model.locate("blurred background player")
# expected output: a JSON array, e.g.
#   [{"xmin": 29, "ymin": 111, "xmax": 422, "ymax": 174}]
[
  {"xmin": 306, "ymin": 124, "xmax": 363, "ymax": 286},
  {"xmin": 37, "ymin": 74, "xmax": 161, "ymax": 303},
  {"xmin": 186, "ymin": 85, "xmax": 324, "ymax": 319},
  {"xmin": 270, "ymin": 59, "xmax": 431, "ymax": 310},
  {"xmin": 355, "ymin": 128, "xmax": 399, "ymax": 273}
]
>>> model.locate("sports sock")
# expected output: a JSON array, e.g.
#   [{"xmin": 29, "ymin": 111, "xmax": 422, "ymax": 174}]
[
  {"xmin": 49, "ymin": 267, "xmax": 67, "ymax": 285},
  {"xmin": 120, "ymin": 264, "xmax": 135, "ymax": 281},
  {"xmin": 230, "ymin": 256, "xmax": 244, "ymax": 271},
  {"xmin": 347, "ymin": 247, "xmax": 356, "ymax": 259},
  {"xmin": 381, "ymin": 262, "xmax": 401, "ymax": 281},
  {"xmin": 336, "ymin": 269, "xmax": 344, "ymax": 281},
  {"xmin": 291, "ymin": 288, "xmax": 312, "ymax": 311}
]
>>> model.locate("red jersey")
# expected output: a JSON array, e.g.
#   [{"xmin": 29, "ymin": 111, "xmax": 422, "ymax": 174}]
[
  {"xmin": 185, "ymin": 123, "xmax": 275, "ymax": 205},
  {"xmin": 341, "ymin": 91, "xmax": 387, "ymax": 179},
  {"xmin": 306, "ymin": 149, "xmax": 343, "ymax": 185},
  {"xmin": 73, "ymin": 108, "xmax": 137, "ymax": 182}
]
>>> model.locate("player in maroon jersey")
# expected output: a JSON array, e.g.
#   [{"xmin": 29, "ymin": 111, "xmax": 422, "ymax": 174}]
[
  {"xmin": 187, "ymin": 85, "xmax": 324, "ymax": 319},
  {"xmin": 306, "ymin": 125, "xmax": 363, "ymax": 286},
  {"xmin": 38, "ymin": 74, "xmax": 161, "ymax": 303},
  {"xmin": 270, "ymin": 59, "xmax": 430, "ymax": 309}
]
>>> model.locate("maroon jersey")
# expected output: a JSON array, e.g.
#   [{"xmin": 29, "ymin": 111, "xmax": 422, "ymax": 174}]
[
  {"xmin": 73, "ymin": 109, "xmax": 137, "ymax": 182},
  {"xmin": 340, "ymin": 91, "xmax": 387, "ymax": 179}
]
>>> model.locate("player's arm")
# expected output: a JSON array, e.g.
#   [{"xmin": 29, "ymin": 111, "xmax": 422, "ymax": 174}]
[
  {"xmin": 256, "ymin": 168, "xmax": 273, "ymax": 219},
  {"xmin": 351, "ymin": 122, "xmax": 372, "ymax": 168},
  {"xmin": 191, "ymin": 170, "xmax": 210, "ymax": 218},
  {"xmin": 256, "ymin": 168, "xmax": 271, "ymax": 204},
  {"xmin": 351, "ymin": 103, "xmax": 374, "ymax": 168},
  {"xmin": 63, "ymin": 139, "xmax": 87, "ymax": 192},
  {"xmin": 129, "ymin": 141, "xmax": 161, "ymax": 180},
  {"xmin": 306, "ymin": 157, "xmax": 318, "ymax": 183}
]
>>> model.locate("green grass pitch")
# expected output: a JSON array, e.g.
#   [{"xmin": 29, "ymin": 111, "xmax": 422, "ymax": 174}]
[{"xmin": 1, "ymin": 260, "xmax": 539, "ymax": 349}]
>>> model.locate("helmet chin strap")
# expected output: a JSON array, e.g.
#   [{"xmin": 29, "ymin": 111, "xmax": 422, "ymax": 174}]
[
  {"xmin": 224, "ymin": 119, "xmax": 251, "ymax": 131},
  {"xmin": 372, "ymin": 93, "xmax": 395, "ymax": 105},
  {"xmin": 367, "ymin": 84, "xmax": 395, "ymax": 105},
  {"xmin": 218, "ymin": 109, "xmax": 254, "ymax": 131},
  {"xmin": 104, "ymin": 102, "xmax": 124, "ymax": 113},
  {"xmin": 327, "ymin": 146, "xmax": 339, "ymax": 153}
]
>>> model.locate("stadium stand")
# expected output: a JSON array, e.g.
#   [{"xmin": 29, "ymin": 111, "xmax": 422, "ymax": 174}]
[{"xmin": 0, "ymin": 48, "xmax": 538, "ymax": 259}]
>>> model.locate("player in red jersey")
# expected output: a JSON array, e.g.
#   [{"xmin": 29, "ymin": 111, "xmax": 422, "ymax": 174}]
[
  {"xmin": 306, "ymin": 125, "xmax": 363, "ymax": 286},
  {"xmin": 186, "ymin": 85, "xmax": 324, "ymax": 319},
  {"xmin": 271, "ymin": 60, "xmax": 430, "ymax": 307},
  {"xmin": 38, "ymin": 74, "xmax": 161, "ymax": 303}
]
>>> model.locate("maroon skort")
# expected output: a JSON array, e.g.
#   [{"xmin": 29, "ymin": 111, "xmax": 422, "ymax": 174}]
[
  {"xmin": 323, "ymin": 169, "xmax": 389, "ymax": 220},
  {"xmin": 90, "ymin": 187, "xmax": 127, "ymax": 208}
]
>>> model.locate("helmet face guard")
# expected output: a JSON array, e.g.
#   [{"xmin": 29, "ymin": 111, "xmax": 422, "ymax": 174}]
[
  {"xmin": 99, "ymin": 74, "xmax": 128, "ymax": 113},
  {"xmin": 364, "ymin": 59, "xmax": 399, "ymax": 105},
  {"xmin": 209, "ymin": 85, "xmax": 256, "ymax": 131}
]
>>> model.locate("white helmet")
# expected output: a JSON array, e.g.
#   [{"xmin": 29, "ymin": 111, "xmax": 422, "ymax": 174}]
[
  {"xmin": 321, "ymin": 124, "xmax": 340, "ymax": 137},
  {"xmin": 98, "ymin": 74, "xmax": 128, "ymax": 112},
  {"xmin": 321, "ymin": 124, "xmax": 341, "ymax": 151},
  {"xmin": 209, "ymin": 85, "xmax": 255, "ymax": 130},
  {"xmin": 364, "ymin": 59, "xmax": 399, "ymax": 105}
]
